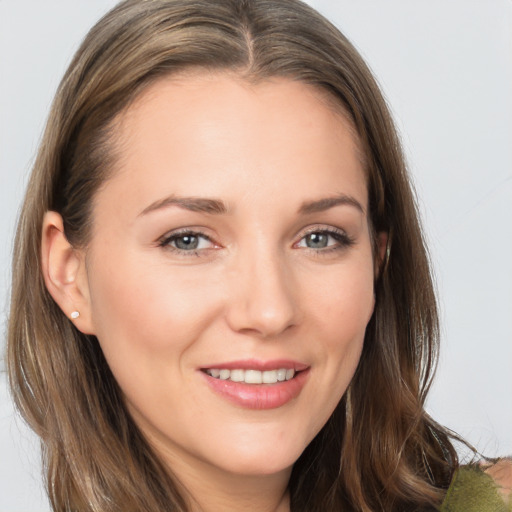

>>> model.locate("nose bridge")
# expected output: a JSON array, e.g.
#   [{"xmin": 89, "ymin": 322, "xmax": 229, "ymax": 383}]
[{"xmin": 225, "ymin": 237, "xmax": 298, "ymax": 338}]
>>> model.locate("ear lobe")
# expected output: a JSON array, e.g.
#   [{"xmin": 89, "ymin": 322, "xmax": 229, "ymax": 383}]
[{"xmin": 41, "ymin": 211, "xmax": 95, "ymax": 334}]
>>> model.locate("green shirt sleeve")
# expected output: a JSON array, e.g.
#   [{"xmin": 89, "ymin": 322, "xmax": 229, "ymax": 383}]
[{"xmin": 440, "ymin": 466, "xmax": 511, "ymax": 512}]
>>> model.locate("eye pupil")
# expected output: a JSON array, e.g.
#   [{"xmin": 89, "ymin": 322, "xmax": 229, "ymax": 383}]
[
  {"xmin": 306, "ymin": 233, "xmax": 328, "ymax": 249},
  {"xmin": 175, "ymin": 235, "xmax": 199, "ymax": 250}
]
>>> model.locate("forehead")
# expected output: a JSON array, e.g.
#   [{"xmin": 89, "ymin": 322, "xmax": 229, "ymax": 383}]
[{"xmin": 97, "ymin": 72, "xmax": 367, "ymax": 216}]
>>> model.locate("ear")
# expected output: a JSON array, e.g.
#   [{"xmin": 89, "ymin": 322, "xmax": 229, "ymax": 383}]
[
  {"xmin": 374, "ymin": 231, "xmax": 389, "ymax": 278},
  {"xmin": 41, "ymin": 211, "xmax": 95, "ymax": 334}
]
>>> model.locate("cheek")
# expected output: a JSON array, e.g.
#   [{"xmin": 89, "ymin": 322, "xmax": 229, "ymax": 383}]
[
  {"xmin": 86, "ymin": 250, "xmax": 222, "ymax": 376},
  {"xmin": 305, "ymin": 258, "xmax": 375, "ymax": 399},
  {"xmin": 308, "ymin": 258, "xmax": 375, "ymax": 339}
]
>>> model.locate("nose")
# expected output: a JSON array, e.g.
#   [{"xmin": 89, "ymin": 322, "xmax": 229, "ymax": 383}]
[{"xmin": 224, "ymin": 247, "xmax": 299, "ymax": 339}]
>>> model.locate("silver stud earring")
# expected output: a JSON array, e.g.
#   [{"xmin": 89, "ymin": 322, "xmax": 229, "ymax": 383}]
[{"xmin": 70, "ymin": 311, "xmax": 80, "ymax": 319}]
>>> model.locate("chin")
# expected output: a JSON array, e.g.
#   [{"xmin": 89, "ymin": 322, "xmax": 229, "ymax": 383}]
[
  {"xmin": 219, "ymin": 452, "xmax": 299, "ymax": 477},
  {"xmin": 206, "ymin": 433, "xmax": 307, "ymax": 477}
]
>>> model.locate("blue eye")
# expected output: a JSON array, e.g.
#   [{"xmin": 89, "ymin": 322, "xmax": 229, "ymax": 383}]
[
  {"xmin": 159, "ymin": 231, "xmax": 213, "ymax": 252},
  {"xmin": 297, "ymin": 228, "xmax": 354, "ymax": 251},
  {"xmin": 174, "ymin": 234, "xmax": 200, "ymax": 250},
  {"xmin": 303, "ymin": 232, "xmax": 330, "ymax": 249}
]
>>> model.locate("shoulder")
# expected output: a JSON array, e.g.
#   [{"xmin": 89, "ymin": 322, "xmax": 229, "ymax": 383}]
[
  {"xmin": 440, "ymin": 459, "xmax": 512, "ymax": 511},
  {"xmin": 482, "ymin": 458, "xmax": 512, "ymax": 502}
]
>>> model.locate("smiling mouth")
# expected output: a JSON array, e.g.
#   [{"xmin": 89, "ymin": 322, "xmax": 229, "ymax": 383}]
[
  {"xmin": 202, "ymin": 368, "xmax": 297, "ymax": 384},
  {"xmin": 201, "ymin": 364, "xmax": 310, "ymax": 409}
]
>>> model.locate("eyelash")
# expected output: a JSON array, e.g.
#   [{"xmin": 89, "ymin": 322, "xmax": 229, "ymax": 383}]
[
  {"xmin": 297, "ymin": 226, "xmax": 355, "ymax": 255},
  {"xmin": 158, "ymin": 226, "xmax": 355, "ymax": 257},
  {"xmin": 158, "ymin": 228, "xmax": 214, "ymax": 257}
]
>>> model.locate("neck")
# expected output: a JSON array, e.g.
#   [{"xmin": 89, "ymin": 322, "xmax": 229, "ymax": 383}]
[
  {"xmin": 185, "ymin": 471, "xmax": 291, "ymax": 512},
  {"xmin": 135, "ymin": 410, "xmax": 293, "ymax": 511},
  {"xmin": 178, "ymin": 458, "xmax": 291, "ymax": 512},
  {"xmin": 162, "ymin": 447, "xmax": 291, "ymax": 512}
]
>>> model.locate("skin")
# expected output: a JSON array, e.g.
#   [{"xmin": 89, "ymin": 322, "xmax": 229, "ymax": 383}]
[
  {"xmin": 483, "ymin": 459, "xmax": 512, "ymax": 503},
  {"xmin": 42, "ymin": 73, "xmax": 384, "ymax": 512}
]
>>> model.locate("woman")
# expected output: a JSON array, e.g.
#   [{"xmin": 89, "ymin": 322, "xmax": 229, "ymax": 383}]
[{"xmin": 7, "ymin": 0, "xmax": 511, "ymax": 510}]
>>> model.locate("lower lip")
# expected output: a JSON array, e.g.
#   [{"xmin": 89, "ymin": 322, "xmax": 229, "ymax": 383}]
[{"xmin": 201, "ymin": 369, "xmax": 310, "ymax": 410}]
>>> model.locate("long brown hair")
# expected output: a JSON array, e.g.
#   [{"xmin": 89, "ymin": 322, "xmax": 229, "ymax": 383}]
[{"xmin": 8, "ymin": 0, "xmax": 459, "ymax": 510}]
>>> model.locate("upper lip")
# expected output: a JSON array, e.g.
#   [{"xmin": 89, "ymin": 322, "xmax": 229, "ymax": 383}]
[{"xmin": 200, "ymin": 359, "xmax": 309, "ymax": 372}]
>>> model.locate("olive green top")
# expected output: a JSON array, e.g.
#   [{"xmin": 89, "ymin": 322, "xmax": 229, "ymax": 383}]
[{"xmin": 440, "ymin": 465, "xmax": 511, "ymax": 511}]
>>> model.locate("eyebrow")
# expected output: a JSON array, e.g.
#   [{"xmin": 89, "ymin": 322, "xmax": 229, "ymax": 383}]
[
  {"xmin": 139, "ymin": 192, "xmax": 364, "ymax": 217},
  {"xmin": 298, "ymin": 194, "xmax": 365, "ymax": 215},
  {"xmin": 139, "ymin": 195, "xmax": 228, "ymax": 216}
]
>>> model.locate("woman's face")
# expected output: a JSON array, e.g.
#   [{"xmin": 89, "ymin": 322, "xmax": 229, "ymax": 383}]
[{"xmin": 82, "ymin": 73, "xmax": 376, "ymax": 480}]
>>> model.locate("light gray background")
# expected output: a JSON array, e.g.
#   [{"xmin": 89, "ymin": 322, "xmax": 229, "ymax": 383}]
[{"xmin": 1, "ymin": 1, "xmax": 511, "ymax": 510}]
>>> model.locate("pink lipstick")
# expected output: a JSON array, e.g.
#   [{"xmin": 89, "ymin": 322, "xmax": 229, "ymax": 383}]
[{"xmin": 200, "ymin": 359, "xmax": 310, "ymax": 410}]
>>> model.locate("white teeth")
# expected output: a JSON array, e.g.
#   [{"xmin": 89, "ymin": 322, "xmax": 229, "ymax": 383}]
[
  {"xmin": 276, "ymin": 369, "xmax": 287, "ymax": 382},
  {"xmin": 262, "ymin": 370, "xmax": 277, "ymax": 384},
  {"xmin": 230, "ymin": 369, "xmax": 245, "ymax": 382},
  {"xmin": 206, "ymin": 368, "xmax": 296, "ymax": 384},
  {"xmin": 245, "ymin": 370, "xmax": 262, "ymax": 384}
]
